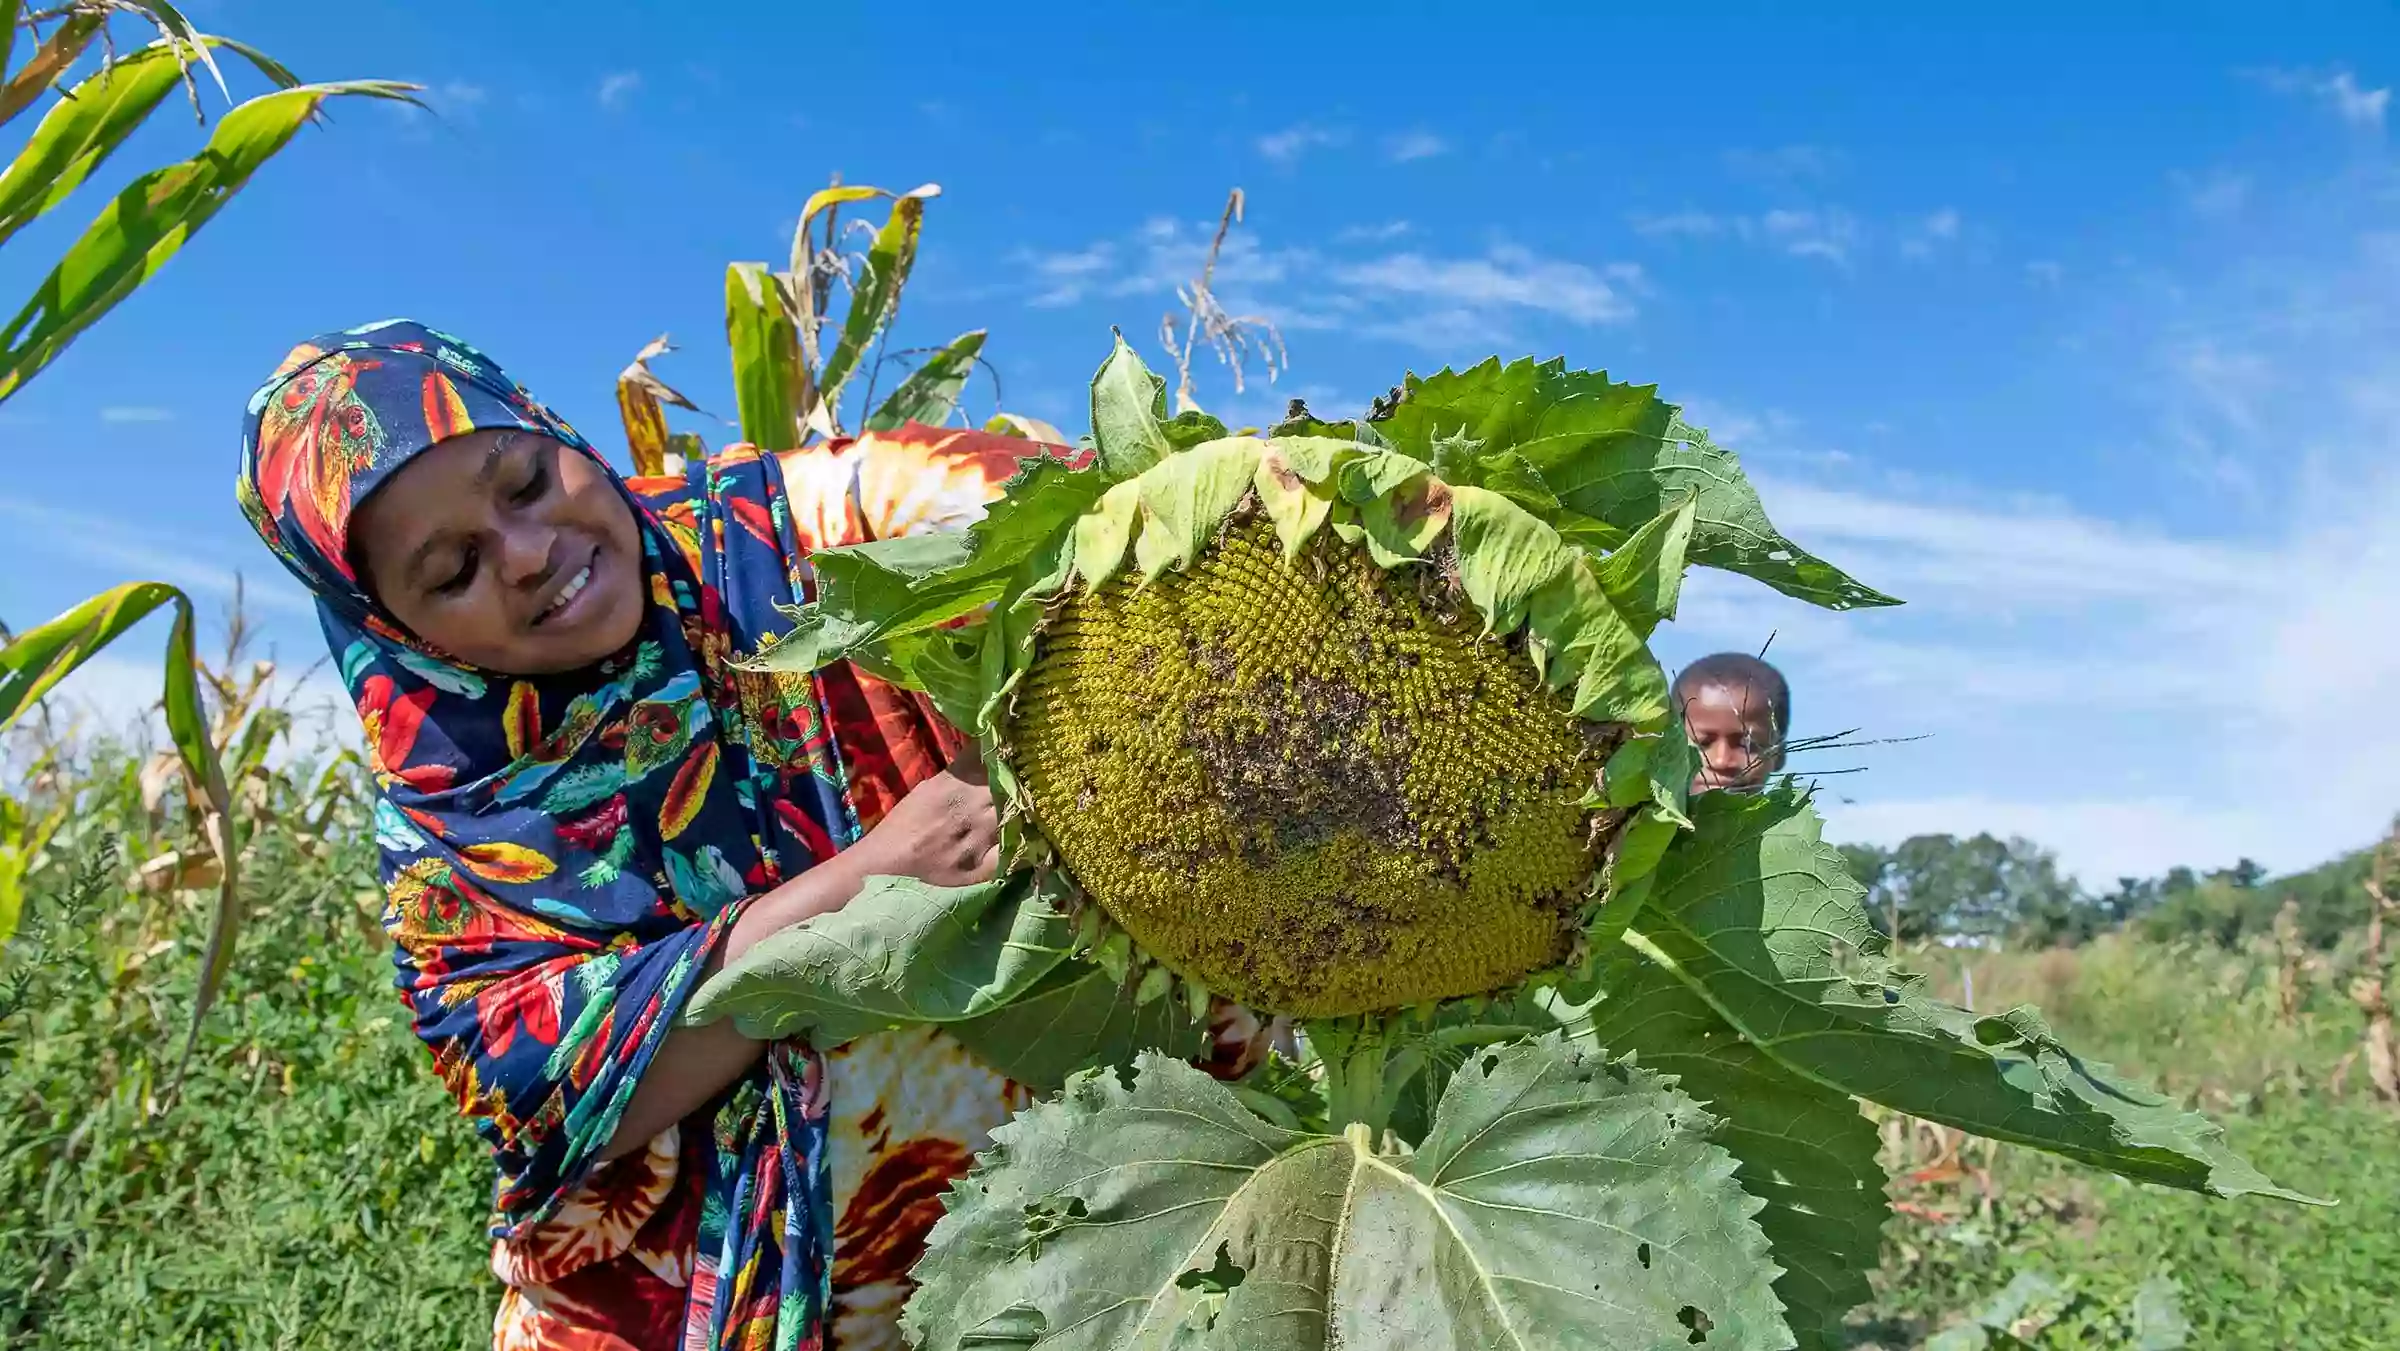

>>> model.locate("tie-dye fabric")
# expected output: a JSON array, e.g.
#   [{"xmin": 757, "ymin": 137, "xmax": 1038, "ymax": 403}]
[{"xmin": 235, "ymin": 319, "xmax": 1066, "ymax": 1349}]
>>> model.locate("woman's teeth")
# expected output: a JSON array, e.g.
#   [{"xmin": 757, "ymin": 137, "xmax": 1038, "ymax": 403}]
[{"xmin": 537, "ymin": 563, "xmax": 592, "ymax": 622}]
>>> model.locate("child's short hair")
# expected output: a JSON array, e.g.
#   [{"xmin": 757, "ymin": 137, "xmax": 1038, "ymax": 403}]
[{"xmin": 1672, "ymin": 652, "xmax": 1791, "ymax": 738}]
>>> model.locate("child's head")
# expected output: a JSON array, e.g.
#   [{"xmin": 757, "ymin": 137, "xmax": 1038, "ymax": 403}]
[{"xmin": 1673, "ymin": 652, "xmax": 1790, "ymax": 794}]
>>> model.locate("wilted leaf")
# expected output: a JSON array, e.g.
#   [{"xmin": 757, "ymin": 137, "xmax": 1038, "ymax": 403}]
[
  {"xmin": 983, "ymin": 411, "xmax": 1068, "ymax": 444},
  {"xmin": 905, "ymin": 1037, "xmax": 1792, "ymax": 1351},
  {"xmin": 1089, "ymin": 330, "xmax": 1172, "ymax": 480},
  {"xmin": 614, "ymin": 333, "xmax": 706, "ymax": 477}
]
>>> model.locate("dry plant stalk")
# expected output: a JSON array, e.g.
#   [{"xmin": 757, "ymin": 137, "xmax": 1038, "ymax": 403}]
[
  {"xmin": 2274, "ymin": 895, "xmax": 2306, "ymax": 1025},
  {"xmin": 2353, "ymin": 818, "xmax": 2400, "ymax": 1105},
  {"xmin": 1159, "ymin": 188, "xmax": 1287, "ymax": 415}
]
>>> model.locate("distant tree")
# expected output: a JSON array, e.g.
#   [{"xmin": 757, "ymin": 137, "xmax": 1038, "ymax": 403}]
[{"xmin": 1841, "ymin": 833, "xmax": 2087, "ymax": 945}]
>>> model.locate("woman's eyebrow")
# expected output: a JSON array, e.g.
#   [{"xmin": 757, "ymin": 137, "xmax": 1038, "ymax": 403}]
[{"xmin": 477, "ymin": 430, "xmax": 521, "ymax": 485}]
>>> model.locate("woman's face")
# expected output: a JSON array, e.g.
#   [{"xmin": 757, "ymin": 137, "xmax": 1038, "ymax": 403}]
[{"xmin": 349, "ymin": 429, "xmax": 646, "ymax": 675}]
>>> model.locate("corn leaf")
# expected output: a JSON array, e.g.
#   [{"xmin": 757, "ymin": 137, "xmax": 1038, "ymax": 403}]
[
  {"xmin": 865, "ymin": 328, "xmax": 984, "ymax": 433},
  {"xmin": 614, "ymin": 333, "xmax": 705, "ymax": 476},
  {"xmin": 983, "ymin": 411, "xmax": 1068, "ymax": 444},
  {"xmin": 0, "ymin": 581, "xmax": 238, "ymax": 1061},
  {"xmin": 1372, "ymin": 359, "xmax": 1897, "ymax": 612},
  {"xmin": 904, "ymin": 1037, "xmax": 1790, "ymax": 1351},
  {"xmin": 1582, "ymin": 958, "xmax": 1887, "ymax": 1351},
  {"xmin": 0, "ymin": 78, "xmax": 421, "ymax": 402},
  {"xmin": 1624, "ymin": 791, "xmax": 2313, "ymax": 1202},
  {"xmin": 815, "ymin": 190, "xmax": 928, "ymax": 422},
  {"xmin": 0, "ymin": 10, "xmax": 103, "ymax": 127},
  {"xmin": 724, "ymin": 262, "xmax": 800, "ymax": 451}
]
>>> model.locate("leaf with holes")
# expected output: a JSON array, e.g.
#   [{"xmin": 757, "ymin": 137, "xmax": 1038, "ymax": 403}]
[{"xmin": 903, "ymin": 1035, "xmax": 1792, "ymax": 1351}]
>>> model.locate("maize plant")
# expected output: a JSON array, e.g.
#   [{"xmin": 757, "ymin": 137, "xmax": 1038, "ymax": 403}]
[
  {"xmin": 614, "ymin": 178, "xmax": 1044, "ymax": 476},
  {"xmin": 0, "ymin": 0, "xmax": 412, "ymax": 1060},
  {"xmin": 688, "ymin": 337, "xmax": 2311, "ymax": 1351}
]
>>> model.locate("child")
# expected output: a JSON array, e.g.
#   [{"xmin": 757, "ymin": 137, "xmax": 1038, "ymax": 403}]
[{"xmin": 1674, "ymin": 652, "xmax": 1791, "ymax": 794}]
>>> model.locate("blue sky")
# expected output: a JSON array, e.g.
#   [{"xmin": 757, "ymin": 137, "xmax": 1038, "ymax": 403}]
[{"xmin": 4, "ymin": 2, "xmax": 2397, "ymax": 883}]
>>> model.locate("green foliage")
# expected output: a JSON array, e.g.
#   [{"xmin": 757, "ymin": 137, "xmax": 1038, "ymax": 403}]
[
  {"xmin": 0, "ymin": 742, "xmax": 489, "ymax": 1347},
  {"xmin": 906, "ymin": 1039, "xmax": 1788, "ymax": 1351}
]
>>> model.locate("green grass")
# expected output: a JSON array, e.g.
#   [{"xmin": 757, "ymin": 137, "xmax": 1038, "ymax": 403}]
[
  {"xmin": 3, "ymin": 744, "xmax": 2395, "ymax": 1348},
  {"xmin": 1854, "ymin": 937, "xmax": 2400, "ymax": 1348}
]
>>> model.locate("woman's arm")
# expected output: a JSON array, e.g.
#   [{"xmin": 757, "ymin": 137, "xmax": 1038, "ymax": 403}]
[{"xmin": 597, "ymin": 746, "xmax": 1001, "ymax": 1159}]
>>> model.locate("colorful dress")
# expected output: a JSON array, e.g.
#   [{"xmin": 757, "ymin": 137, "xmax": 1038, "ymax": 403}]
[{"xmin": 235, "ymin": 321, "xmax": 1264, "ymax": 1351}]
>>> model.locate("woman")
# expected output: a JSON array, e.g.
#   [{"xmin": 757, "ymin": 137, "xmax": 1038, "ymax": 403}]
[{"xmin": 236, "ymin": 320, "xmax": 1264, "ymax": 1350}]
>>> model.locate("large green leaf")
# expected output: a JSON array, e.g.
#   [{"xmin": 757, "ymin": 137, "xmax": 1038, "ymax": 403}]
[
  {"xmin": 905, "ymin": 1037, "xmax": 1791, "ymax": 1351},
  {"xmin": 1583, "ymin": 960, "xmax": 1887, "ymax": 1351},
  {"xmin": 0, "ymin": 582, "xmax": 236, "ymax": 1060},
  {"xmin": 0, "ymin": 78, "xmax": 420, "ymax": 402},
  {"xmin": 865, "ymin": 328, "xmax": 985, "ymax": 432},
  {"xmin": 1089, "ymin": 331, "xmax": 1172, "ymax": 480},
  {"xmin": 1372, "ymin": 359, "xmax": 1896, "ymax": 612},
  {"xmin": 742, "ymin": 531, "xmax": 997, "ymax": 676},
  {"xmin": 947, "ymin": 957, "xmax": 1206, "ymax": 1095},
  {"xmin": 1625, "ymin": 791, "xmax": 2312, "ymax": 1202},
  {"xmin": 725, "ymin": 261, "xmax": 801, "ymax": 451},
  {"xmin": 683, "ymin": 871, "xmax": 1075, "ymax": 1046}
]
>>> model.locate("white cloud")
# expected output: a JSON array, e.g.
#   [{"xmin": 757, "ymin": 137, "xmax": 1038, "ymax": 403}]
[
  {"xmin": 438, "ymin": 81, "xmax": 487, "ymax": 110},
  {"xmin": 1383, "ymin": 131, "xmax": 1450, "ymax": 162},
  {"xmin": 1723, "ymin": 144, "xmax": 1839, "ymax": 182},
  {"xmin": 597, "ymin": 71, "xmax": 642, "ymax": 109},
  {"xmin": 1013, "ymin": 216, "xmax": 1642, "ymax": 352},
  {"xmin": 2176, "ymin": 168, "xmax": 2253, "ymax": 218},
  {"xmin": 99, "ymin": 406, "xmax": 172, "ymax": 424},
  {"xmin": 1630, "ymin": 210, "xmax": 1729, "ymax": 238},
  {"xmin": 1330, "ymin": 247, "xmax": 1640, "ymax": 328},
  {"xmin": 1900, "ymin": 207, "xmax": 1963, "ymax": 258},
  {"xmin": 2025, "ymin": 259, "xmax": 2064, "ymax": 287},
  {"xmin": 1256, "ymin": 123, "xmax": 1348, "ymax": 165},
  {"xmin": 0, "ymin": 497, "xmax": 314, "ymax": 619},
  {"xmin": 1761, "ymin": 207, "xmax": 1860, "ymax": 263},
  {"xmin": 2249, "ymin": 66, "xmax": 2391, "ymax": 129}
]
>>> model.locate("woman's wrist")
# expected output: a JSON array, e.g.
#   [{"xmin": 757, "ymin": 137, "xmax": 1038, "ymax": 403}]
[{"xmin": 720, "ymin": 846, "xmax": 875, "ymax": 964}]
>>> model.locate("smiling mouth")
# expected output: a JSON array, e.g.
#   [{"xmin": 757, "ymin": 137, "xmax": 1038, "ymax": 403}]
[{"xmin": 532, "ymin": 549, "xmax": 599, "ymax": 627}]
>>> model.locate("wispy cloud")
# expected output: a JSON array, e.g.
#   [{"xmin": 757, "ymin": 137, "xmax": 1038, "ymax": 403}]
[
  {"xmin": 2246, "ymin": 65, "xmax": 2391, "ymax": 128},
  {"xmin": 99, "ymin": 406, "xmax": 173, "ymax": 424},
  {"xmin": 1723, "ymin": 144, "xmax": 1840, "ymax": 183},
  {"xmin": 1899, "ymin": 207, "xmax": 1963, "ymax": 259},
  {"xmin": 1629, "ymin": 205, "xmax": 1861, "ymax": 263},
  {"xmin": 2175, "ymin": 167, "xmax": 2253, "ymax": 218},
  {"xmin": 2024, "ymin": 259, "xmax": 2064, "ymax": 287},
  {"xmin": 1256, "ymin": 123, "xmax": 1348, "ymax": 165},
  {"xmin": 1382, "ymin": 130, "xmax": 1450, "ymax": 163},
  {"xmin": 1760, "ymin": 207, "xmax": 1859, "ymax": 264},
  {"xmin": 1630, "ymin": 210, "xmax": 1730, "ymax": 239},
  {"xmin": 0, "ymin": 497, "xmax": 312, "ymax": 618},
  {"xmin": 1013, "ymin": 216, "xmax": 1642, "ymax": 354},
  {"xmin": 597, "ymin": 71, "xmax": 642, "ymax": 109}
]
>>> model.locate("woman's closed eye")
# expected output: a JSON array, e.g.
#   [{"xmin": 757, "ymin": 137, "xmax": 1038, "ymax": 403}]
[
  {"xmin": 433, "ymin": 545, "xmax": 480, "ymax": 596},
  {"xmin": 511, "ymin": 458, "xmax": 550, "ymax": 506}
]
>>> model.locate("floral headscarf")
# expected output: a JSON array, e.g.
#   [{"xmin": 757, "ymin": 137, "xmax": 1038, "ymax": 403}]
[{"xmin": 238, "ymin": 318, "xmax": 878, "ymax": 1347}]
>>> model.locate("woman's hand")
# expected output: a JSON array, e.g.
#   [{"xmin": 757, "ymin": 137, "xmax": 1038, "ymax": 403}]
[{"xmin": 848, "ymin": 744, "xmax": 1002, "ymax": 889}]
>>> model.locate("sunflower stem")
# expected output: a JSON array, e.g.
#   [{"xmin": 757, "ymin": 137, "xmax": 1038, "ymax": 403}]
[{"xmin": 1308, "ymin": 1016, "xmax": 1397, "ymax": 1133}]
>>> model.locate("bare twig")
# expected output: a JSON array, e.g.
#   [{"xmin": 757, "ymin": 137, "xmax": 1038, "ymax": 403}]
[{"xmin": 1159, "ymin": 188, "xmax": 1287, "ymax": 414}]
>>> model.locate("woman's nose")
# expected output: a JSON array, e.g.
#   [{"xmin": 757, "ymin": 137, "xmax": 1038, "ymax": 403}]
[{"xmin": 496, "ymin": 521, "xmax": 557, "ymax": 587}]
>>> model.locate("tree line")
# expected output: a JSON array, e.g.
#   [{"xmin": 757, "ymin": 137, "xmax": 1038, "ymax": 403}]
[{"xmin": 1835, "ymin": 832, "xmax": 2376, "ymax": 950}]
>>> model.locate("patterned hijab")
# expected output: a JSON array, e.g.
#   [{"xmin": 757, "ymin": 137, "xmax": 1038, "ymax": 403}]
[{"xmin": 237, "ymin": 318, "xmax": 867, "ymax": 1346}]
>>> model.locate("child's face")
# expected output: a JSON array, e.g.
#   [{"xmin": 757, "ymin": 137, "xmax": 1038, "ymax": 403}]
[{"xmin": 1680, "ymin": 680, "xmax": 1781, "ymax": 793}]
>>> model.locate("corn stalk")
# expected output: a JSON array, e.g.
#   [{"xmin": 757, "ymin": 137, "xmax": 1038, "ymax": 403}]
[
  {"xmin": 1158, "ymin": 187, "xmax": 1285, "ymax": 416},
  {"xmin": 618, "ymin": 176, "xmax": 1011, "ymax": 465},
  {"xmin": 0, "ymin": 2, "xmax": 412, "ymax": 1069},
  {"xmin": 2352, "ymin": 818, "xmax": 2400, "ymax": 1105}
]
